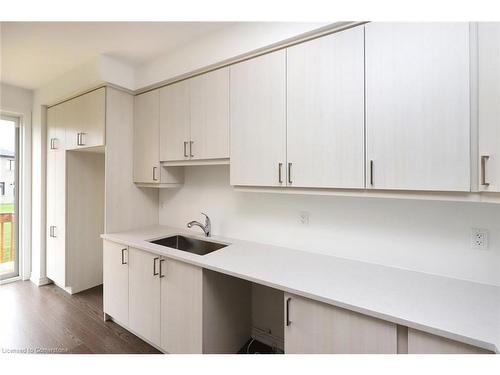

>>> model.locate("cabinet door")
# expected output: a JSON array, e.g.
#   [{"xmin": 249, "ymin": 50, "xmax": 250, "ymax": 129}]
[
  {"xmin": 133, "ymin": 90, "xmax": 160, "ymax": 183},
  {"xmin": 190, "ymin": 67, "xmax": 230, "ymax": 160},
  {"xmin": 79, "ymin": 87, "xmax": 106, "ymax": 148},
  {"xmin": 160, "ymin": 258, "xmax": 203, "ymax": 354},
  {"xmin": 230, "ymin": 50, "xmax": 287, "ymax": 186},
  {"xmin": 407, "ymin": 328, "xmax": 491, "ymax": 354},
  {"xmin": 159, "ymin": 81, "xmax": 190, "ymax": 161},
  {"xmin": 46, "ymin": 106, "xmax": 58, "ymax": 282},
  {"xmin": 287, "ymin": 26, "xmax": 365, "ymax": 188},
  {"xmin": 103, "ymin": 241, "xmax": 129, "ymax": 325},
  {"xmin": 478, "ymin": 23, "xmax": 500, "ymax": 192},
  {"xmin": 365, "ymin": 23, "xmax": 471, "ymax": 191},
  {"xmin": 128, "ymin": 247, "xmax": 161, "ymax": 346},
  {"xmin": 64, "ymin": 97, "xmax": 81, "ymax": 150},
  {"xmin": 46, "ymin": 104, "xmax": 66, "ymax": 287},
  {"xmin": 284, "ymin": 294, "xmax": 397, "ymax": 354}
]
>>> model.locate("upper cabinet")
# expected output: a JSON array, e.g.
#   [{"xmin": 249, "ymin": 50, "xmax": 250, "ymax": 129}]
[
  {"xmin": 160, "ymin": 80, "xmax": 191, "ymax": 162},
  {"xmin": 478, "ymin": 23, "xmax": 500, "ymax": 192},
  {"xmin": 65, "ymin": 87, "xmax": 106, "ymax": 150},
  {"xmin": 133, "ymin": 89, "xmax": 184, "ymax": 186},
  {"xmin": 230, "ymin": 50, "xmax": 287, "ymax": 186},
  {"xmin": 287, "ymin": 26, "xmax": 365, "ymax": 188},
  {"xmin": 190, "ymin": 68, "xmax": 230, "ymax": 160},
  {"xmin": 365, "ymin": 23, "xmax": 471, "ymax": 191},
  {"xmin": 159, "ymin": 67, "xmax": 230, "ymax": 163},
  {"xmin": 134, "ymin": 90, "xmax": 161, "ymax": 184}
]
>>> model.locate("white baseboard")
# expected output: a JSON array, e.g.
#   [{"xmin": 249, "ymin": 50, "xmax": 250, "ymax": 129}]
[{"xmin": 30, "ymin": 276, "xmax": 51, "ymax": 286}]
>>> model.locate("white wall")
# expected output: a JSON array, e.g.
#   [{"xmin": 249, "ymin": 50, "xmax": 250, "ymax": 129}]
[
  {"xmin": 159, "ymin": 166, "xmax": 500, "ymax": 286},
  {"xmin": 135, "ymin": 22, "xmax": 331, "ymax": 89},
  {"xmin": 0, "ymin": 82, "xmax": 33, "ymax": 281}
]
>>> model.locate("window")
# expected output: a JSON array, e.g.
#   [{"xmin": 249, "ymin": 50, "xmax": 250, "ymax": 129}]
[{"xmin": 0, "ymin": 181, "xmax": 4, "ymax": 195}]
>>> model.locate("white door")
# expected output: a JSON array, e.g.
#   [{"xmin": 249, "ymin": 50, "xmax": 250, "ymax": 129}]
[
  {"xmin": 365, "ymin": 23, "xmax": 471, "ymax": 191},
  {"xmin": 287, "ymin": 26, "xmax": 365, "ymax": 188},
  {"xmin": 284, "ymin": 294, "xmax": 397, "ymax": 354},
  {"xmin": 230, "ymin": 50, "xmax": 287, "ymax": 186},
  {"xmin": 78, "ymin": 87, "xmax": 106, "ymax": 148},
  {"xmin": 46, "ymin": 104, "xmax": 66, "ymax": 286},
  {"xmin": 128, "ymin": 247, "xmax": 161, "ymax": 346},
  {"xmin": 478, "ymin": 23, "xmax": 500, "ymax": 192},
  {"xmin": 190, "ymin": 67, "xmax": 230, "ymax": 160},
  {"xmin": 46, "ymin": 106, "xmax": 59, "ymax": 282},
  {"xmin": 160, "ymin": 258, "xmax": 203, "ymax": 354},
  {"xmin": 133, "ymin": 90, "xmax": 160, "ymax": 183},
  {"xmin": 103, "ymin": 241, "xmax": 129, "ymax": 325},
  {"xmin": 159, "ymin": 81, "xmax": 190, "ymax": 161},
  {"xmin": 64, "ymin": 97, "xmax": 80, "ymax": 150}
]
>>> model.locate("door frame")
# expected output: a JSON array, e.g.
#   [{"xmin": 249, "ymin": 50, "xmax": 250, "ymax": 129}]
[{"xmin": 0, "ymin": 114, "xmax": 21, "ymax": 282}]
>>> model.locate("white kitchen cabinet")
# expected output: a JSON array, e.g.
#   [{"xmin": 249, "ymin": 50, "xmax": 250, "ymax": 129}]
[
  {"xmin": 407, "ymin": 328, "xmax": 491, "ymax": 354},
  {"xmin": 284, "ymin": 294, "xmax": 397, "ymax": 354},
  {"xmin": 65, "ymin": 87, "xmax": 106, "ymax": 150},
  {"xmin": 159, "ymin": 81, "xmax": 191, "ymax": 162},
  {"xmin": 133, "ymin": 89, "xmax": 184, "ymax": 186},
  {"xmin": 46, "ymin": 104, "xmax": 66, "ymax": 287},
  {"xmin": 478, "ymin": 23, "xmax": 500, "ymax": 192},
  {"xmin": 189, "ymin": 67, "xmax": 230, "ymax": 160},
  {"xmin": 230, "ymin": 50, "xmax": 287, "ymax": 186},
  {"xmin": 134, "ymin": 90, "xmax": 160, "ymax": 183},
  {"xmin": 365, "ymin": 23, "xmax": 471, "ymax": 191},
  {"xmin": 103, "ymin": 240, "xmax": 129, "ymax": 325},
  {"xmin": 128, "ymin": 247, "xmax": 161, "ymax": 346},
  {"xmin": 287, "ymin": 26, "xmax": 365, "ymax": 188},
  {"xmin": 160, "ymin": 258, "xmax": 203, "ymax": 353}
]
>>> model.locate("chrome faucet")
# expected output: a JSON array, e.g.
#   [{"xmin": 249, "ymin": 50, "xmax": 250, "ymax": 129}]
[{"xmin": 187, "ymin": 213, "xmax": 211, "ymax": 237}]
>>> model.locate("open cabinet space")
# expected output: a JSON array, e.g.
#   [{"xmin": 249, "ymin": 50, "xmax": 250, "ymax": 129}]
[{"xmin": 65, "ymin": 150, "xmax": 105, "ymax": 294}]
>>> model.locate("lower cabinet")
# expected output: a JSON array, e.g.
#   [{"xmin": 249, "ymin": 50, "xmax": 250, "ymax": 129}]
[
  {"xmin": 103, "ymin": 241, "xmax": 129, "ymax": 326},
  {"xmin": 407, "ymin": 329, "xmax": 492, "ymax": 354},
  {"xmin": 160, "ymin": 258, "xmax": 203, "ymax": 353},
  {"xmin": 284, "ymin": 293, "xmax": 397, "ymax": 354},
  {"xmin": 128, "ymin": 247, "xmax": 162, "ymax": 347},
  {"xmin": 103, "ymin": 242, "xmax": 251, "ymax": 353}
]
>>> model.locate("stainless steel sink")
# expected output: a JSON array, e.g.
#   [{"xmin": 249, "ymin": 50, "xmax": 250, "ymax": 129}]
[{"xmin": 149, "ymin": 235, "xmax": 228, "ymax": 256}]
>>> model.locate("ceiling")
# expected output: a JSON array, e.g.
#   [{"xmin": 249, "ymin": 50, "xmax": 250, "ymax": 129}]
[{"xmin": 0, "ymin": 22, "xmax": 235, "ymax": 90}]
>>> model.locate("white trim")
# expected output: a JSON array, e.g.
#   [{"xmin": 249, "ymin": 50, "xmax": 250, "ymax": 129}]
[
  {"xmin": 0, "ymin": 275, "xmax": 22, "ymax": 285},
  {"xmin": 29, "ymin": 276, "xmax": 51, "ymax": 286}
]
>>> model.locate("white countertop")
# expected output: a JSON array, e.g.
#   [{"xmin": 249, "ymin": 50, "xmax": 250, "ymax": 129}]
[{"xmin": 101, "ymin": 225, "xmax": 500, "ymax": 353}]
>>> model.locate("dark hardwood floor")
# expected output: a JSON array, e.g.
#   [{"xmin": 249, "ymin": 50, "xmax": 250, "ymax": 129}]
[{"xmin": 0, "ymin": 281, "xmax": 160, "ymax": 354}]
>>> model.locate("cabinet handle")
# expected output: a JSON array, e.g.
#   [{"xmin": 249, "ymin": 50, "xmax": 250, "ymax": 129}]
[
  {"xmin": 77, "ymin": 132, "xmax": 86, "ymax": 146},
  {"xmin": 152, "ymin": 166, "xmax": 158, "ymax": 181},
  {"xmin": 183, "ymin": 141, "xmax": 188, "ymax": 157},
  {"xmin": 50, "ymin": 138, "xmax": 57, "ymax": 150},
  {"xmin": 278, "ymin": 163, "xmax": 283, "ymax": 184},
  {"xmin": 286, "ymin": 297, "xmax": 292, "ymax": 326},
  {"xmin": 481, "ymin": 155, "xmax": 490, "ymax": 186},
  {"xmin": 288, "ymin": 163, "xmax": 292, "ymax": 184},
  {"xmin": 121, "ymin": 248, "xmax": 127, "ymax": 265},
  {"xmin": 49, "ymin": 226, "xmax": 56, "ymax": 238},
  {"xmin": 189, "ymin": 141, "xmax": 194, "ymax": 157},
  {"xmin": 153, "ymin": 257, "xmax": 159, "ymax": 276},
  {"xmin": 159, "ymin": 259, "xmax": 165, "ymax": 278},
  {"xmin": 369, "ymin": 160, "xmax": 374, "ymax": 186}
]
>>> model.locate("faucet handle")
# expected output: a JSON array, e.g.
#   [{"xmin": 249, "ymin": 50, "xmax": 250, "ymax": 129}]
[{"xmin": 201, "ymin": 212, "xmax": 210, "ymax": 224}]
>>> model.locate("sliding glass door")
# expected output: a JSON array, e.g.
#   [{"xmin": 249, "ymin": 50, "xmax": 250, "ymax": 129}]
[{"xmin": 0, "ymin": 115, "xmax": 19, "ymax": 280}]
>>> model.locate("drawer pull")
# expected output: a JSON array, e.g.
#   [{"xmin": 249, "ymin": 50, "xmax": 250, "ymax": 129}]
[{"xmin": 286, "ymin": 297, "xmax": 292, "ymax": 326}]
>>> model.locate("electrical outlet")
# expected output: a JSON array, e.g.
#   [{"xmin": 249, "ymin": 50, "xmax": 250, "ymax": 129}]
[
  {"xmin": 471, "ymin": 228, "xmax": 489, "ymax": 250},
  {"xmin": 299, "ymin": 211, "xmax": 310, "ymax": 225}
]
